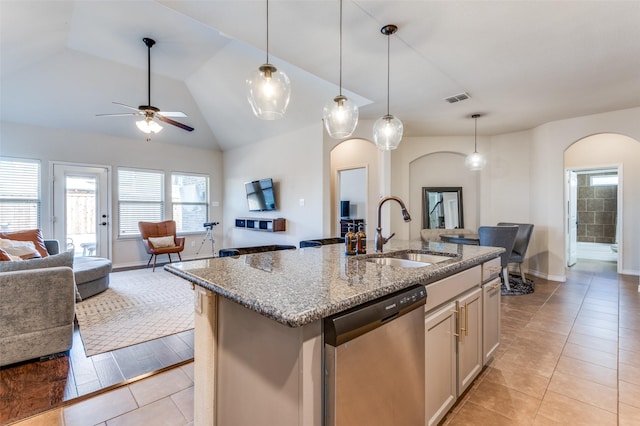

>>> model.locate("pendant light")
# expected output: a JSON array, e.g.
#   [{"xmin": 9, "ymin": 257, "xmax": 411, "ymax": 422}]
[
  {"xmin": 246, "ymin": 0, "xmax": 291, "ymax": 120},
  {"xmin": 373, "ymin": 24, "xmax": 403, "ymax": 151},
  {"xmin": 323, "ymin": 0, "xmax": 358, "ymax": 139},
  {"xmin": 465, "ymin": 114, "xmax": 487, "ymax": 171}
]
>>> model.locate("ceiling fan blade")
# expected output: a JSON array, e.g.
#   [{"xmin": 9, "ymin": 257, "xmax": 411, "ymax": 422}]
[
  {"xmin": 96, "ymin": 112, "xmax": 139, "ymax": 117},
  {"xmin": 158, "ymin": 111, "xmax": 187, "ymax": 118},
  {"xmin": 112, "ymin": 102, "xmax": 142, "ymax": 112},
  {"xmin": 157, "ymin": 115, "xmax": 194, "ymax": 132}
]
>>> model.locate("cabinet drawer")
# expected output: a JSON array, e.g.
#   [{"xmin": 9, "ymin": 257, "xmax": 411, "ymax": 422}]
[
  {"xmin": 425, "ymin": 266, "xmax": 481, "ymax": 312},
  {"xmin": 482, "ymin": 257, "xmax": 501, "ymax": 283}
]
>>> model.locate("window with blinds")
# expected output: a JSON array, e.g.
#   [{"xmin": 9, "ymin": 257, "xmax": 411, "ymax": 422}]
[
  {"xmin": 172, "ymin": 173, "xmax": 209, "ymax": 233},
  {"xmin": 0, "ymin": 158, "xmax": 41, "ymax": 231},
  {"xmin": 118, "ymin": 168, "xmax": 164, "ymax": 237}
]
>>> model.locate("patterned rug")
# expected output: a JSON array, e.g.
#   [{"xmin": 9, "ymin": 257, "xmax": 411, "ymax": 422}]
[
  {"xmin": 502, "ymin": 274, "xmax": 535, "ymax": 296},
  {"xmin": 75, "ymin": 268, "xmax": 194, "ymax": 357}
]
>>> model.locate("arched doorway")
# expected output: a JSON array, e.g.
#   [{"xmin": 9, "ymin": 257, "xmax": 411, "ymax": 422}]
[{"xmin": 564, "ymin": 133, "xmax": 640, "ymax": 274}]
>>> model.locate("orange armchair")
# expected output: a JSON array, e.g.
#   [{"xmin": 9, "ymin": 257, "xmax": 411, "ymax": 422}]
[{"xmin": 138, "ymin": 220, "xmax": 185, "ymax": 271}]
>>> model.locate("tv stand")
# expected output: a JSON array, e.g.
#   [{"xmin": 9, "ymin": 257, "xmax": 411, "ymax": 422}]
[{"xmin": 235, "ymin": 217, "xmax": 286, "ymax": 232}]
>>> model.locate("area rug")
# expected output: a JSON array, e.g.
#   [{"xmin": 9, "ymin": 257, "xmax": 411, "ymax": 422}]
[
  {"xmin": 75, "ymin": 268, "xmax": 194, "ymax": 356},
  {"xmin": 502, "ymin": 274, "xmax": 535, "ymax": 296}
]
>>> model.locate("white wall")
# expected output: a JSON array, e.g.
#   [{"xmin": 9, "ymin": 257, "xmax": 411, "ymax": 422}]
[
  {"xmin": 222, "ymin": 122, "xmax": 325, "ymax": 249},
  {"xmin": 0, "ymin": 121, "xmax": 223, "ymax": 268},
  {"xmin": 564, "ymin": 133, "xmax": 640, "ymax": 276}
]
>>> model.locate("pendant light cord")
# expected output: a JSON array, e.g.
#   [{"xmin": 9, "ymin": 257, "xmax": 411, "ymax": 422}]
[
  {"xmin": 147, "ymin": 42, "xmax": 151, "ymax": 106},
  {"xmin": 265, "ymin": 0, "xmax": 270, "ymax": 64},
  {"xmin": 386, "ymin": 31, "xmax": 390, "ymax": 115},
  {"xmin": 474, "ymin": 115, "xmax": 478, "ymax": 153},
  {"xmin": 339, "ymin": 0, "xmax": 343, "ymax": 96}
]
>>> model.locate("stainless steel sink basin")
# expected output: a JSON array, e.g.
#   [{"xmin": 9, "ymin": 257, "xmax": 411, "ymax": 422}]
[
  {"xmin": 364, "ymin": 251, "xmax": 456, "ymax": 268},
  {"xmin": 367, "ymin": 257, "xmax": 432, "ymax": 268}
]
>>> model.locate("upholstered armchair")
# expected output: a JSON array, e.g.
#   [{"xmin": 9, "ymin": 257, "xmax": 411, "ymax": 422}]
[
  {"xmin": 138, "ymin": 220, "xmax": 185, "ymax": 271},
  {"xmin": 498, "ymin": 222, "xmax": 535, "ymax": 282}
]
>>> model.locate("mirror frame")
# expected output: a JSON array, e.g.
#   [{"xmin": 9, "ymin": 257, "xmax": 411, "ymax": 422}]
[{"xmin": 422, "ymin": 187, "xmax": 464, "ymax": 229}]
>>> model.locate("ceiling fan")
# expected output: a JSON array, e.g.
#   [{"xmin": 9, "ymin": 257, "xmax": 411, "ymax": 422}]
[{"xmin": 97, "ymin": 37, "xmax": 194, "ymax": 140}]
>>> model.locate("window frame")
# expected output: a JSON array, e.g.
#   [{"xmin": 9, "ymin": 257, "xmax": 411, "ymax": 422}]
[
  {"xmin": 171, "ymin": 172, "xmax": 210, "ymax": 234},
  {"xmin": 0, "ymin": 157, "xmax": 41, "ymax": 232},
  {"xmin": 117, "ymin": 167, "xmax": 165, "ymax": 238}
]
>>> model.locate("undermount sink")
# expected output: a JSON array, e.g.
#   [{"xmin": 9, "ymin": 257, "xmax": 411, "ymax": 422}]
[
  {"xmin": 367, "ymin": 257, "xmax": 432, "ymax": 268},
  {"xmin": 365, "ymin": 251, "xmax": 456, "ymax": 268}
]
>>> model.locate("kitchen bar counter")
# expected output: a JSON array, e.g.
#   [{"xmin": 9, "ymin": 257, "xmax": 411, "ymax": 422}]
[{"xmin": 165, "ymin": 240, "xmax": 502, "ymax": 327}]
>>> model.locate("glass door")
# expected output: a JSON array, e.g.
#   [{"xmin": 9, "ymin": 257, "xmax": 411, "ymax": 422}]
[{"xmin": 52, "ymin": 164, "xmax": 110, "ymax": 258}]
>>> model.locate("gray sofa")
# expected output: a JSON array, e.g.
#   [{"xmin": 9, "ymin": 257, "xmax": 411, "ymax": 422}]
[{"xmin": 0, "ymin": 251, "xmax": 76, "ymax": 366}]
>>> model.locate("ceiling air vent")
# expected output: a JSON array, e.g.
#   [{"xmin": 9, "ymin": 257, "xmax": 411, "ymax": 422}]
[{"xmin": 444, "ymin": 92, "xmax": 471, "ymax": 104}]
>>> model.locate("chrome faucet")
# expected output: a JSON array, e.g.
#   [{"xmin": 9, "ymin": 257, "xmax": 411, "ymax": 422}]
[{"xmin": 375, "ymin": 196, "xmax": 412, "ymax": 252}]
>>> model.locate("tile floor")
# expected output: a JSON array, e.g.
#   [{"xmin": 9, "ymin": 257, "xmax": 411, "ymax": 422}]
[{"xmin": 10, "ymin": 260, "xmax": 639, "ymax": 426}]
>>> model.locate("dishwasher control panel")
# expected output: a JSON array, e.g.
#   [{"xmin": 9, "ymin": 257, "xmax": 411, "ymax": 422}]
[{"xmin": 324, "ymin": 285, "xmax": 427, "ymax": 346}]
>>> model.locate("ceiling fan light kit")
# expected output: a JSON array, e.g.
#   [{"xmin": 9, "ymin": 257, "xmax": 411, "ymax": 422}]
[
  {"xmin": 246, "ymin": 0, "xmax": 291, "ymax": 120},
  {"xmin": 465, "ymin": 114, "xmax": 487, "ymax": 171},
  {"xmin": 373, "ymin": 24, "xmax": 403, "ymax": 151},
  {"xmin": 323, "ymin": 0, "xmax": 359, "ymax": 139}
]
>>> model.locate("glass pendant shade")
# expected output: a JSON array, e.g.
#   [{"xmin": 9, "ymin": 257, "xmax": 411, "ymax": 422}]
[
  {"xmin": 246, "ymin": 63, "xmax": 291, "ymax": 120},
  {"xmin": 323, "ymin": 95, "xmax": 359, "ymax": 138},
  {"xmin": 373, "ymin": 114, "xmax": 403, "ymax": 150},
  {"xmin": 465, "ymin": 152, "xmax": 486, "ymax": 171},
  {"xmin": 136, "ymin": 118, "xmax": 162, "ymax": 134}
]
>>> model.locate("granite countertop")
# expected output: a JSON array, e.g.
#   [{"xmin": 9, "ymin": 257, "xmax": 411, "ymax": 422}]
[{"xmin": 165, "ymin": 240, "xmax": 502, "ymax": 327}]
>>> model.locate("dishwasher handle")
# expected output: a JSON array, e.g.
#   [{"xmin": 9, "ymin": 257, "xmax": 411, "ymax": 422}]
[{"xmin": 324, "ymin": 285, "xmax": 426, "ymax": 347}]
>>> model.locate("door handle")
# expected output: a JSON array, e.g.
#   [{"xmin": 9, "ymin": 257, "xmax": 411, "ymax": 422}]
[{"xmin": 101, "ymin": 222, "xmax": 108, "ymax": 226}]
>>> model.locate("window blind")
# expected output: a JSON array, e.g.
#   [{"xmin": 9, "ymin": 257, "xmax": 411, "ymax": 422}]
[
  {"xmin": 172, "ymin": 173, "xmax": 209, "ymax": 233},
  {"xmin": 0, "ymin": 158, "xmax": 41, "ymax": 231},
  {"xmin": 118, "ymin": 168, "xmax": 164, "ymax": 236}
]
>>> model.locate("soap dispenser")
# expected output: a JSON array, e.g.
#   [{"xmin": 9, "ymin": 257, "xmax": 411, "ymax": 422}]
[
  {"xmin": 356, "ymin": 223, "xmax": 367, "ymax": 254},
  {"xmin": 345, "ymin": 224, "xmax": 357, "ymax": 256}
]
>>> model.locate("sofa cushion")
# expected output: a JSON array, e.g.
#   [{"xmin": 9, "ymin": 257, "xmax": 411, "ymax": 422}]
[
  {"xmin": 0, "ymin": 248, "xmax": 15, "ymax": 261},
  {"xmin": 0, "ymin": 229, "xmax": 49, "ymax": 258},
  {"xmin": 73, "ymin": 257, "xmax": 112, "ymax": 285},
  {"xmin": 0, "ymin": 251, "xmax": 81, "ymax": 302}
]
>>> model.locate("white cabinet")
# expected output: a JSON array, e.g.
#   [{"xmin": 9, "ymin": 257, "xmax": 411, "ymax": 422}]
[
  {"xmin": 424, "ymin": 266, "xmax": 484, "ymax": 426},
  {"xmin": 482, "ymin": 277, "xmax": 502, "ymax": 364}
]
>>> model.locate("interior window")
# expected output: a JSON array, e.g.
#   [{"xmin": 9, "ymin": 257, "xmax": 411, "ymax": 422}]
[
  {"xmin": 171, "ymin": 173, "xmax": 209, "ymax": 233},
  {"xmin": 117, "ymin": 168, "xmax": 164, "ymax": 237},
  {"xmin": 0, "ymin": 157, "xmax": 41, "ymax": 231}
]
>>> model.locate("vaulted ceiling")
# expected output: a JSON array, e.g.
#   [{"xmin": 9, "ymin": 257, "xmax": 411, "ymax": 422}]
[{"xmin": 2, "ymin": 1, "xmax": 639, "ymax": 151}]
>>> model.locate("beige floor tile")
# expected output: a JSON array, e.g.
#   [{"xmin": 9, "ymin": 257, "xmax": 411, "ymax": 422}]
[
  {"xmin": 444, "ymin": 400, "xmax": 515, "ymax": 426},
  {"xmin": 180, "ymin": 362, "xmax": 194, "ymax": 381},
  {"xmin": 64, "ymin": 387, "xmax": 138, "ymax": 426},
  {"xmin": 537, "ymin": 390, "xmax": 617, "ymax": 425},
  {"xmin": 561, "ymin": 342, "xmax": 618, "ymax": 369},
  {"xmin": 620, "ymin": 334, "xmax": 640, "ymax": 353},
  {"xmin": 619, "ymin": 403, "xmax": 640, "ymax": 426},
  {"xmin": 10, "ymin": 408, "xmax": 64, "ymax": 426},
  {"xmin": 106, "ymin": 397, "xmax": 188, "ymax": 426},
  {"xmin": 570, "ymin": 323, "xmax": 618, "ymax": 342},
  {"xmin": 128, "ymin": 367, "xmax": 193, "ymax": 407},
  {"xmin": 524, "ymin": 317, "xmax": 573, "ymax": 335},
  {"xmin": 467, "ymin": 379, "xmax": 542, "ymax": 423},
  {"xmin": 170, "ymin": 386, "xmax": 194, "ymax": 422},
  {"xmin": 580, "ymin": 301, "xmax": 618, "ymax": 315},
  {"xmin": 482, "ymin": 366, "xmax": 550, "ymax": 399},
  {"xmin": 620, "ymin": 326, "xmax": 640, "ymax": 339},
  {"xmin": 620, "ymin": 348, "xmax": 640, "ymax": 368},
  {"xmin": 573, "ymin": 315, "xmax": 618, "ymax": 332},
  {"xmin": 547, "ymin": 371, "xmax": 617, "ymax": 413},
  {"xmin": 566, "ymin": 332, "xmax": 618, "ymax": 355},
  {"xmin": 620, "ymin": 362, "xmax": 640, "ymax": 386},
  {"xmin": 577, "ymin": 308, "xmax": 618, "ymax": 323},
  {"xmin": 620, "ymin": 380, "xmax": 640, "ymax": 409},
  {"xmin": 554, "ymin": 355, "xmax": 617, "ymax": 388},
  {"xmin": 493, "ymin": 351, "xmax": 557, "ymax": 379}
]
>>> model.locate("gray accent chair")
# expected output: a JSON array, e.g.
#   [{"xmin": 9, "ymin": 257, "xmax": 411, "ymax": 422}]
[
  {"xmin": 497, "ymin": 223, "xmax": 534, "ymax": 282},
  {"xmin": 478, "ymin": 226, "xmax": 518, "ymax": 290}
]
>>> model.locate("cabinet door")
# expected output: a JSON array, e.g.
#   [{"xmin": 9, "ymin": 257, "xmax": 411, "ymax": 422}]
[
  {"xmin": 483, "ymin": 277, "xmax": 502, "ymax": 364},
  {"xmin": 457, "ymin": 287, "xmax": 483, "ymax": 395},
  {"xmin": 425, "ymin": 302, "xmax": 457, "ymax": 426}
]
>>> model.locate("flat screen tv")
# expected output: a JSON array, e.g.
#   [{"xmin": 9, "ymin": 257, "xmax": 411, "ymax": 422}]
[{"xmin": 245, "ymin": 178, "xmax": 277, "ymax": 211}]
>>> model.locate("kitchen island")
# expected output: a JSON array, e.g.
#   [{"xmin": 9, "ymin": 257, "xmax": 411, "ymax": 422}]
[{"xmin": 166, "ymin": 240, "xmax": 502, "ymax": 426}]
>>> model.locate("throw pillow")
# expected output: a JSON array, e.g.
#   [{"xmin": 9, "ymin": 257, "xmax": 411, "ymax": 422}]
[
  {"xmin": 0, "ymin": 251, "xmax": 82, "ymax": 302},
  {"xmin": 0, "ymin": 248, "xmax": 12, "ymax": 261},
  {"xmin": 0, "ymin": 229, "xmax": 49, "ymax": 258},
  {"xmin": 0, "ymin": 238, "xmax": 42, "ymax": 260},
  {"xmin": 148, "ymin": 236, "xmax": 176, "ymax": 248}
]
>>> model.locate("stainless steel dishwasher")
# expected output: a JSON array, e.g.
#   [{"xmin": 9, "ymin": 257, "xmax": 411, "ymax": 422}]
[{"xmin": 324, "ymin": 285, "xmax": 427, "ymax": 426}]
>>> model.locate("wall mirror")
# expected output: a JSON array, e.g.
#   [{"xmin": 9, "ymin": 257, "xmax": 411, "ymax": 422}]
[{"xmin": 422, "ymin": 187, "xmax": 464, "ymax": 229}]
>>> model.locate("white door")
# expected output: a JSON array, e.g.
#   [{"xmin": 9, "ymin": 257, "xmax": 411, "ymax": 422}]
[
  {"xmin": 566, "ymin": 170, "xmax": 578, "ymax": 267},
  {"xmin": 52, "ymin": 164, "xmax": 110, "ymax": 258}
]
